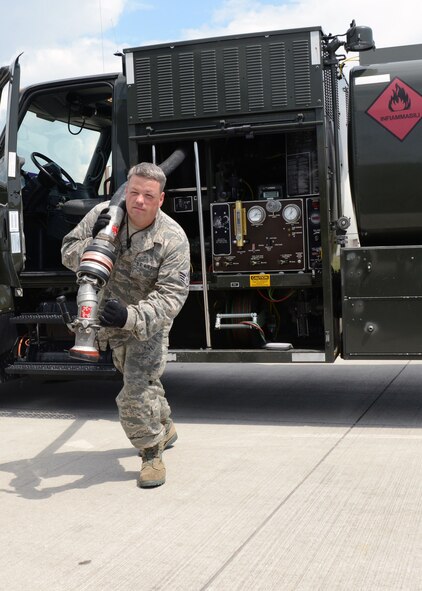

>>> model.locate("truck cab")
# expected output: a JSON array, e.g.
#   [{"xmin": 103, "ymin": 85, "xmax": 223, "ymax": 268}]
[{"xmin": 0, "ymin": 59, "xmax": 128, "ymax": 379}]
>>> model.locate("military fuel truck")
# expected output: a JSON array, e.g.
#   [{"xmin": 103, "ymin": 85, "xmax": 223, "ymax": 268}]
[{"xmin": 1, "ymin": 20, "xmax": 421, "ymax": 381}]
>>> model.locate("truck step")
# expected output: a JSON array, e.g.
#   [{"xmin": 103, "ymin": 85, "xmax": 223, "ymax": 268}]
[
  {"xmin": 5, "ymin": 361, "xmax": 118, "ymax": 378},
  {"xmin": 10, "ymin": 313, "xmax": 66, "ymax": 325}
]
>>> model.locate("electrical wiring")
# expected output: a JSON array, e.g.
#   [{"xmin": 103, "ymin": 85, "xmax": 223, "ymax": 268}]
[
  {"xmin": 338, "ymin": 56, "xmax": 359, "ymax": 83},
  {"xmin": 240, "ymin": 178, "xmax": 254, "ymax": 199},
  {"xmin": 17, "ymin": 336, "xmax": 29, "ymax": 358},
  {"xmin": 240, "ymin": 321, "xmax": 267, "ymax": 344},
  {"xmin": 258, "ymin": 288, "xmax": 295, "ymax": 303}
]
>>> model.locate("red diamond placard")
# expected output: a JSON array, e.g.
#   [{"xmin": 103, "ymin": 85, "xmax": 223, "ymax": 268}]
[{"xmin": 366, "ymin": 77, "xmax": 422, "ymax": 141}]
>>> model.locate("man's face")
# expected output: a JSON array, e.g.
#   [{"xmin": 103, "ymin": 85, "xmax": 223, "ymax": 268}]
[{"xmin": 125, "ymin": 175, "xmax": 164, "ymax": 230}]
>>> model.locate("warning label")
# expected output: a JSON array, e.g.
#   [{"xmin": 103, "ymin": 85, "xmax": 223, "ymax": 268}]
[
  {"xmin": 80, "ymin": 306, "xmax": 92, "ymax": 318},
  {"xmin": 249, "ymin": 274, "xmax": 271, "ymax": 287},
  {"xmin": 366, "ymin": 77, "xmax": 422, "ymax": 140}
]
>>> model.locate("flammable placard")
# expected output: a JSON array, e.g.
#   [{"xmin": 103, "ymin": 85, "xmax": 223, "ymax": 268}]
[{"xmin": 366, "ymin": 77, "xmax": 422, "ymax": 141}]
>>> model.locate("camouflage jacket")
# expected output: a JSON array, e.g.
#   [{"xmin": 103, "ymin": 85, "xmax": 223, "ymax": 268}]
[{"xmin": 61, "ymin": 201, "xmax": 190, "ymax": 347}]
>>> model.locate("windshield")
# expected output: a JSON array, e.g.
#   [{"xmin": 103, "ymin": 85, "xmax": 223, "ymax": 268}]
[
  {"xmin": 0, "ymin": 82, "xmax": 7, "ymax": 136},
  {"xmin": 17, "ymin": 110, "xmax": 101, "ymax": 183}
]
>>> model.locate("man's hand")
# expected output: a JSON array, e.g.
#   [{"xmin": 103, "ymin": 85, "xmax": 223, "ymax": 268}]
[
  {"xmin": 99, "ymin": 299, "xmax": 128, "ymax": 328},
  {"xmin": 92, "ymin": 208, "xmax": 111, "ymax": 238}
]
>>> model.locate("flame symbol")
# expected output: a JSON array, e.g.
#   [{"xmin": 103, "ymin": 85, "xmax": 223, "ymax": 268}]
[
  {"xmin": 81, "ymin": 305, "xmax": 92, "ymax": 319},
  {"xmin": 389, "ymin": 83, "xmax": 411, "ymax": 112}
]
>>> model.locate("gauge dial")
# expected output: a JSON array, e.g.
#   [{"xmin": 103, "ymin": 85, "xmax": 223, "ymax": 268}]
[
  {"xmin": 265, "ymin": 199, "xmax": 282, "ymax": 213},
  {"xmin": 247, "ymin": 205, "xmax": 266, "ymax": 225},
  {"xmin": 282, "ymin": 203, "xmax": 301, "ymax": 223}
]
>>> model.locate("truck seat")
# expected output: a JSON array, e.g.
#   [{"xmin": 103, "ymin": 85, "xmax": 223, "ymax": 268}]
[{"xmin": 62, "ymin": 197, "xmax": 108, "ymax": 225}]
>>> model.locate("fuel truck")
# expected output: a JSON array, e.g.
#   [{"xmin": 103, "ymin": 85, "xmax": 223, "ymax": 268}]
[{"xmin": 1, "ymin": 20, "xmax": 421, "ymax": 381}]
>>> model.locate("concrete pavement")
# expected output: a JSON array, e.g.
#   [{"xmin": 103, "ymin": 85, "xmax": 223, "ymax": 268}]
[{"xmin": 1, "ymin": 360, "xmax": 422, "ymax": 590}]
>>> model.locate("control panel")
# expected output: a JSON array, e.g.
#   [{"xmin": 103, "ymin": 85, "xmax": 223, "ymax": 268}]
[
  {"xmin": 211, "ymin": 199, "xmax": 305, "ymax": 273},
  {"xmin": 305, "ymin": 197, "xmax": 321, "ymax": 269}
]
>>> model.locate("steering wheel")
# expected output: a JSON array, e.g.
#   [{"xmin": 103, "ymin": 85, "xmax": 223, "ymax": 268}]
[{"xmin": 31, "ymin": 152, "xmax": 77, "ymax": 192}]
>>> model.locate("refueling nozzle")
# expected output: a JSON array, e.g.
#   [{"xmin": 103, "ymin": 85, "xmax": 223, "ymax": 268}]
[{"xmin": 56, "ymin": 283, "xmax": 102, "ymax": 362}]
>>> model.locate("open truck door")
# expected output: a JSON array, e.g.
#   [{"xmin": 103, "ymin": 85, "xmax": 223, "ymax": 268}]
[
  {"xmin": 0, "ymin": 57, "xmax": 24, "ymax": 288},
  {"xmin": 0, "ymin": 63, "xmax": 126, "ymax": 380},
  {"xmin": 0, "ymin": 57, "xmax": 24, "ymax": 377}
]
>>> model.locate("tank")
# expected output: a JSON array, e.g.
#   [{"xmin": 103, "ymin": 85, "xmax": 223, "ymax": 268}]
[{"xmin": 349, "ymin": 59, "xmax": 422, "ymax": 246}]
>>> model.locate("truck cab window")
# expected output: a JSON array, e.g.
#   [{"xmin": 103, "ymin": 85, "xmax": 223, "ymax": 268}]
[
  {"xmin": 14, "ymin": 83, "xmax": 113, "ymax": 271},
  {"xmin": 17, "ymin": 110, "xmax": 101, "ymax": 183}
]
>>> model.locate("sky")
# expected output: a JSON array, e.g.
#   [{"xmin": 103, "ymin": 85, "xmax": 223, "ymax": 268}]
[{"xmin": 1, "ymin": 0, "xmax": 422, "ymax": 88}]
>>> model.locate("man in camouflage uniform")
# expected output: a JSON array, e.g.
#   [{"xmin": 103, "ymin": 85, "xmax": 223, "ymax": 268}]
[{"xmin": 61, "ymin": 162, "xmax": 190, "ymax": 488}]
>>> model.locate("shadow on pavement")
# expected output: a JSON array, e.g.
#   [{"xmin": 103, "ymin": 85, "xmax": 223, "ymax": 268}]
[{"xmin": 1, "ymin": 363, "xmax": 422, "ymax": 500}]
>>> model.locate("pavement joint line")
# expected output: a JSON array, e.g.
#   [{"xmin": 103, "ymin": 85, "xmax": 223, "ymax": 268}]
[{"xmin": 199, "ymin": 362, "xmax": 410, "ymax": 591}]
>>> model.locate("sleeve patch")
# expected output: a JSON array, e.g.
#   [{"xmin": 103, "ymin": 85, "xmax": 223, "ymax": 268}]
[{"xmin": 179, "ymin": 271, "xmax": 190, "ymax": 286}]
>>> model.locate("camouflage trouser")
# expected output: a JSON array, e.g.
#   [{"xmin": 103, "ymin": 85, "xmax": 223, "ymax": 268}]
[{"xmin": 112, "ymin": 331, "xmax": 171, "ymax": 451}]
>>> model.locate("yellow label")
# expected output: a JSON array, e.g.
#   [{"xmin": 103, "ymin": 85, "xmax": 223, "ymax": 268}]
[{"xmin": 249, "ymin": 274, "xmax": 271, "ymax": 287}]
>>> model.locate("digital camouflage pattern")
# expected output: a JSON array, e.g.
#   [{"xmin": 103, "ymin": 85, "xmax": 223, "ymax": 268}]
[{"xmin": 61, "ymin": 201, "xmax": 190, "ymax": 449}]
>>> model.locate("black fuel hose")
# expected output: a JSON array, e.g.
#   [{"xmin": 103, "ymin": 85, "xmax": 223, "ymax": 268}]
[
  {"xmin": 109, "ymin": 147, "xmax": 187, "ymax": 209},
  {"xmin": 159, "ymin": 148, "xmax": 187, "ymax": 176}
]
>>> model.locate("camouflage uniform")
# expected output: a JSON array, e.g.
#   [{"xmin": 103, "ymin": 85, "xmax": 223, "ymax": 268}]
[{"xmin": 61, "ymin": 201, "xmax": 190, "ymax": 450}]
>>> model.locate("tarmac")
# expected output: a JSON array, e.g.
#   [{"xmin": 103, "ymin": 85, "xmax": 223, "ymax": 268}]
[{"xmin": 1, "ymin": 359, "xmax": 422, "ymax": 590}]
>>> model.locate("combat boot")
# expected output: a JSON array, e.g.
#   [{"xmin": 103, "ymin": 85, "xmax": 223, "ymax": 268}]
[
  {"xmin": 137, "ymin": 421, "xmax": 177, "ymax": 458},
  {"xmin": 163, "ymin": 420, "xmax": 178, "ymax": 449},
  {"xmin": 138, "ymin": 443, "xmax": 165, "ymax": 488}
]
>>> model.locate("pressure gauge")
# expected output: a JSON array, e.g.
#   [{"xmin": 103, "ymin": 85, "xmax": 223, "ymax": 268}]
[
  {"xmin": 282, "ymin": 203, "xmax": 301, "ymax": 224},
  {"xmin": 265, "ymin": 199, "xmax": 282, "ymax": 213},
  {"xmin": 247, "ymin": 205, "xmax": 266, "ymax": 225}
]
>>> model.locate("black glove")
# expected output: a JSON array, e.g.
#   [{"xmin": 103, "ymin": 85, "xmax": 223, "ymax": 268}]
[
  {"xmin": 99, "ymin": 299, "xmax": 128, "ymax": 328},
  {"xmin": 92, "ymin": 208, "xmax": 111, "ymax": 238}
]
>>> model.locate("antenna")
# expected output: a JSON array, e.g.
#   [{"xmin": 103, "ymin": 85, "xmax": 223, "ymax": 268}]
[{"xmin": 98, "ymin": 0, "xmax": 105, "ymax": 72}]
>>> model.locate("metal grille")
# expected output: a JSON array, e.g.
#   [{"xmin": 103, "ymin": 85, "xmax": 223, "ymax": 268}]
[
  {"xmin": 323, "ymin": 69, "xmax": 333, "ymax": 121},
  {"xmin": 344, "ymin": 84, "xmax": 350, "ymax": 125},
  {"xmin": 201, "ymin": 50, "xmax": 218, "ymax": 113},
  {"xmin": 246, "ymin": 45, "xmax": 264, "ymax": 110},
  {"xmin": 293, "ymin": 39, "xmax": 312, "ymax": 106},
  {"xmin": 127, "ymin": 28, "xmax": 324, "ymax": 125},
  {"xmin": 179, "ymin": 52, "xmax": 196, "ymax": 116},
  {"xmin": 269, "ymin": 42, "xmax": 288, "ymax": 108},
  {"xmin": 223, "ymin": 47, "xmax": 241, "ymax": 111},
  {"xmin": 157, "ymin": 55, "xmax": 174, "ymax": 117},
  {"xmin": 135, "ymin": 57, "xmax": 152, "ymax": 119}
]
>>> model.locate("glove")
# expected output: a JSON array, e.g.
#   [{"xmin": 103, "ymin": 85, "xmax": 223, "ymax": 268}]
[
  {"xmin": 99, "ymin": 299, "xmax": 128, "ymax": 328},
  {"xmin": 92, "ymin": 208, "xmax": 111, "ymax": 238}
]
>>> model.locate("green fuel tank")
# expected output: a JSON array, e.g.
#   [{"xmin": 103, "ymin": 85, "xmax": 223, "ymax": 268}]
[{"xmin": 349, "ymin": 59, "xmax": 422, "ymax": 246}]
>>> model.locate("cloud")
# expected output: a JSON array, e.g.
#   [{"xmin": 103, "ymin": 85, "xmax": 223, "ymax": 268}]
[
  {"xmin": 4, "ymin": 0, "xmax": 422, "ymax": 88},
  {"xmin": 0, "ymin": 0, "xmax": 128, "ymax": 86},
  {"xmin": 182, "ymin": 0, "xmax": 422, "ymax": 49},
  {"xmin": 124, "ymin": 0, "xmax": 154, "ymax": 11},
  {"xmin": 18, "ymin": 38, "xmax": 123, "ymax": 88},
  {"xmin": 2, "ymin": 0, "xmax": 125, "ymax": 53}
]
